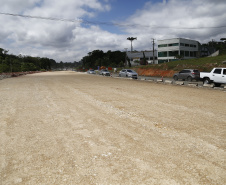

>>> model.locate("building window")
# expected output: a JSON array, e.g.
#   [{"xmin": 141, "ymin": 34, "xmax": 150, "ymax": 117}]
[
  {"xmin": 158, "ymin": 60, "xmax": 167, "ymax": 63},
  {"xmin": 169, "ymin": 50, "xmax": 179, "ymax": 56},
  {"xmin": 180, "ymin": 50, "xmax": 185, "ymax": 56},
  {"xmin": 189, "ymin": 51, "xmax": 197, "ymax": 57},
  {"xmin": 180, "ymin": 43, "xmax": 185, "ymax": 46},
  {"xmin": 168, "ymin": 43, "xmax": 179, "ymax": 47},
  {"xmin": 158, "ymin": 44, "xmax": 167, "ymax": 48},
  {"xmin": 185, "ymin": 51, "xmax": 189, "ymax": 57},
  {"xmin": 158, "ymin": 51, "xmax": 167, "ymax": 57},
  {"xmin": 185, "ymin": 44, "xmax": 189, "ymax": 47}
]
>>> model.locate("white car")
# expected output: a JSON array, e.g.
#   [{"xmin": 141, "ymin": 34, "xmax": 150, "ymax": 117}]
[
  {"xmin": 87, "ymin": 69, "xmax": 96, "ymax": 74},
  {"xmin": 99, "ymin": 69, "xmax": 110, "ymax": 76},
  {"xmin": 200, "ymin": 67, "xmax": 226, "ymax": 87},
  {"xmin": 119, "ymin": 69, "xmax": 138, "ymax": 79}
]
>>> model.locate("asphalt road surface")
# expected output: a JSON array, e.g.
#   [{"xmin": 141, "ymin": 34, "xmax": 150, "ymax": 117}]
[{"xmin": 0, "ymin": 71, "xmax": 225, "ymax": 184}]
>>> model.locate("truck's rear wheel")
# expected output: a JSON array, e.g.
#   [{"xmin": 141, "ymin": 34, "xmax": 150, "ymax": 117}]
[{"xmin": 203, "ymin": 78, "xmax": 210, "ymax": 84}]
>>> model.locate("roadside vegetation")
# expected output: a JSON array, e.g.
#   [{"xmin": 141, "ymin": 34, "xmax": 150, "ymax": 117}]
[
  {"xmin": 0, "ymin": 48, "xmax": 54, "ymax": 73},
  {"xmin": 136, "ymin": 54, "xmax": 226, "ymax": 72}
]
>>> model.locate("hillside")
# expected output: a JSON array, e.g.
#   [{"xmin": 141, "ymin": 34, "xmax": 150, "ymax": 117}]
[{"xmin": 135, "ymin": 55, "xmax": 226, "ymax": 77}]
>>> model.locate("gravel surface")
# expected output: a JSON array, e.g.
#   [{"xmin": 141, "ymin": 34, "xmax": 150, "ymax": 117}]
[{"xmin": 0, "ymin": 71, "xmax": 225, "ymax": 184}]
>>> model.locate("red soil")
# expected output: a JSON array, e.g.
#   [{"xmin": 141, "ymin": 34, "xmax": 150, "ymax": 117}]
[{"xmin": 136, "ymin": 68, "xmax": 176, "ymax": 77}]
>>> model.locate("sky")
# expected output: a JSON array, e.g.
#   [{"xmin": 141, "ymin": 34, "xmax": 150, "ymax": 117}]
[{"xmin": 0, "ymin": 0, "xmax": 226, "ymax": 62}]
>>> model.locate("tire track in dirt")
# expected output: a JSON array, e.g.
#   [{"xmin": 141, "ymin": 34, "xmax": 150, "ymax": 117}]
[{"xmin": 0, "ymin": 72, "xmax": 225, "ymax": 184}]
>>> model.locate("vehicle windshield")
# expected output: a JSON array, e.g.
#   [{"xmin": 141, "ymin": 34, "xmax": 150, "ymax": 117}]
[{"xmin": 127, "ymin": 70, "xmax": 134, "ymax": 72}]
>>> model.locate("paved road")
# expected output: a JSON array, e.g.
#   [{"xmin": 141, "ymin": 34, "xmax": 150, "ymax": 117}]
[{"xmin": 1, "ymin": 71, "xmax": 225, "ymax": 184}]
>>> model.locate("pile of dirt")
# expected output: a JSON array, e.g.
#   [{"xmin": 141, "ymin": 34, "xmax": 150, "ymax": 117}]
[{"xmin": 136, "ymin": 68, "xmax": 176, "ymax": 77}]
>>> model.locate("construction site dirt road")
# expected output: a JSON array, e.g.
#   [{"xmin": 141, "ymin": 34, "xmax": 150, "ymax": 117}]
[{"xmin": 0, "ymin": 71, "xmax": 225, "ymax": 184}]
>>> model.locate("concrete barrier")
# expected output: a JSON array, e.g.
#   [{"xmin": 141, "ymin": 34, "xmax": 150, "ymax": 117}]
[
  {"xmin": 203, "ymin": 84, "xmax": 214, "ymax": 88},
  {"xmin": 140, "ymin": 78, "xmax": 146, "ymax": 81},
  {"xmin": 156, "ymin": 79, "xmax": 163, "ymax": 83},
  {"xmin": 175, "ymin": 81, "xmax": 184, "ymax": 85},
  {"xmin": 188, "ymin": 83, "xmax": 198, "ymax": 87},
  {"xmin": 213, "ymin": 87, "xmax": 223, "ymax": 90},
  {"xmin": 164, "ymin": 80, "xmax": 173, "ymax": 84}
]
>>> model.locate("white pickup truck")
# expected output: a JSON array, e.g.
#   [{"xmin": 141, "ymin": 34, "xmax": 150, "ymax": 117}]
[{"xmin": 200, "ymin": 68, "xmax": 226, "ymax": 87}]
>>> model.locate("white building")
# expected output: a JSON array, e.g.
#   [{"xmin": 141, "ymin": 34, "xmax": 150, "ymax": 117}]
[{"xmin": 157, "ymin": 38, "xmax": 200, "ymax": 63}]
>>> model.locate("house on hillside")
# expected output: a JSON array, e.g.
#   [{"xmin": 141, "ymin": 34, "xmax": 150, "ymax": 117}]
[
  {"xmin": 126, "ymin": 50, "xmax": 158, "ymax": 66},
  {"xmin": 200, "ymin": 45, "xmax": 216, "ymax": 57},
  {"xmin": 157, "ymin": 38, "xmax": 200, "ymax": 63}
]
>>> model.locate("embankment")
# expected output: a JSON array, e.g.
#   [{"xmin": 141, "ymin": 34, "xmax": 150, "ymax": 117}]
[
  {"xmin": 0, "ymin": 71, "xmax": 41, "ymax": 80},
  {"xmin": 136, "ymin": 68, "xmax": 176, "ymax": 77}
]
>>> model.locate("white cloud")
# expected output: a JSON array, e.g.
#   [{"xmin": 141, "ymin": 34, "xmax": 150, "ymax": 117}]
[
  {"xmin": 0, "ymin": 0, "xmax": 113, "ymax": 62},
  {"xmin": 0, "ymin": 0, "xmax": 225, "ymax": 63},
  {"xmin": 123, "ymin": 0, "xmax": 226, "ymax": 49}
]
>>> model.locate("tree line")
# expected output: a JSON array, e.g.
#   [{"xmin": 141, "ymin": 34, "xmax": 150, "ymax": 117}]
[
  {"xmin": 0, "ymin": 48, "xmax": 128, "ymax": 73},
  {"xmin": 0, "ymin": 48, "xmax": 56, "ymax": 73},
  {"xmin": 79, "ymin": 50, "xmax": 127, "ymax": 70}
]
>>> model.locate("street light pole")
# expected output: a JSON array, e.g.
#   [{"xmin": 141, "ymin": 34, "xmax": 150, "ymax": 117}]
[
  {"xmin": 127, "ymin": 37, "xmax": 137, "ymax": 67},
  {"xmin": 124, "ymin": 48, "xmax": 128, "ymax": 66},
  {"xmin": 151, "ymin": 38, "xmax": 155, "ymax": 64}
]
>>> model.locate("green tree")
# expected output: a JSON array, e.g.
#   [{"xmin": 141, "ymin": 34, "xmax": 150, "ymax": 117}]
[{"xmin": 175, "ymin": 54, "xmax": 184, "ymax": 60}]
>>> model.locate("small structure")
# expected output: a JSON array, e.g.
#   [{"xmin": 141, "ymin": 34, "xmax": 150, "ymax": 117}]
[
  {"xmin": 126, "ymin": 50, "xmax": 158, "ymax": 66},
  {"xmin": 200, "ymin": 45, "xmax": 216, "ymax": 57}
]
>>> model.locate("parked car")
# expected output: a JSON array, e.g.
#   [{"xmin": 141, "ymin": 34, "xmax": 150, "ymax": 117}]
[
  {"xmin": 87, "ymin": 69, "xmax": 96, "ymax": 74},
  {"xmin": 99, "ymin": 69, "xmax": 110, "ymax": 76},
  {"xmin": 200, "ymin": 67, "xmax": 226, "ymax": 87},
  {"xmin": 173, "ymin": 69, "xmax": 200, "ymax": 81},
  {"xmin": 119, "ymin": 69, "xmax": 138, "ymax": 79}
]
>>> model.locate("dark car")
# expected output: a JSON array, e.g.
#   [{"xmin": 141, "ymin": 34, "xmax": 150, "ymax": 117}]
[{"xmin": 173, "ymin": 69, "xmax": 200, "ymax": 81}]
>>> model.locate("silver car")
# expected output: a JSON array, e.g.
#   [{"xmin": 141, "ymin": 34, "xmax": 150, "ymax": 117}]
[
  {"xmin": 87, "ymin": 69, "xmax": 96, "ymax": 74},
  {"xmin": 99, "ymin": 69, "xmax": 110, "ymax": 76},
  {"xmin": 173, "ymin": 69, "xmax": 200, "ymax": 81},
  {"xmin": 119, "ymin": 69, "xmax": 138, "ymax": 79}
]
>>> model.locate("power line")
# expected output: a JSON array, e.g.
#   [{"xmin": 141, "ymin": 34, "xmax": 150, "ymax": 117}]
[
  {"xmin": 0, "ymin": 12, "xmax": 83, "ymax": 23},
  {"xmin": 1, "ymin": 12, "xmax": 226, "ymax": 30}
]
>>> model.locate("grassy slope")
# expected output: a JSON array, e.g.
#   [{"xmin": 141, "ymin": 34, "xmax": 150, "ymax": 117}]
[{"xmin": 136, "ymin": 55, "xmax": 226, "ymax": 72}]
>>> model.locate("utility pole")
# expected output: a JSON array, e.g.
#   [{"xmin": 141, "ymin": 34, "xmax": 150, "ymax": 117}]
[
  {"xmin": 151, "ymin": 38, "xmax": 155, "ymax": 64},
  {"xmin": 127, "ymin": 37, "xmax": 137, "ymax": 67},
  {"xmin": 124, "ymin": 48, "xmax": 128, "ymax": 66}
]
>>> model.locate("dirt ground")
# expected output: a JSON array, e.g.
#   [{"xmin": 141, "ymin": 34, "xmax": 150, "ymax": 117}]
[{"xmin": 0, "ymin": 71, "xmax": 225, "ymax": 185}]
